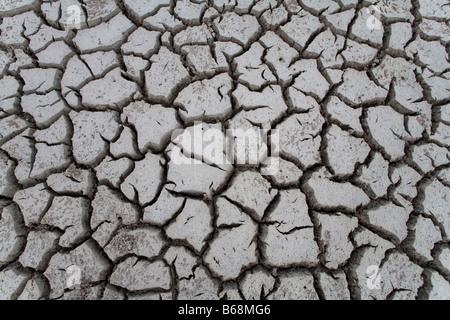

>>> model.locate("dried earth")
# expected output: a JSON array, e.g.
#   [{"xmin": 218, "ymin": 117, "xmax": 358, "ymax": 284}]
[{"xmin": 0, "ymin": 0, "xmax": 449, "ymax": 300}]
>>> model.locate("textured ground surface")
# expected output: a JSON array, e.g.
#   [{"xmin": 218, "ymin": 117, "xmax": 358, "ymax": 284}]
[{"xmin": 0, "ymin": 0, "xmax": 449, "ymax": 300}]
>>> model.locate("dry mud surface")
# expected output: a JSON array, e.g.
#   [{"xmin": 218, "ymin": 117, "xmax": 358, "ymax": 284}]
[{"xmin": 0, "ymin": 0, "xmax": 449, "ymax": 300}]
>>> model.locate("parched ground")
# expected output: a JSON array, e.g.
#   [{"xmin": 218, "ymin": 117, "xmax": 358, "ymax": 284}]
[{"xmin": 0, "ymin": 0, "xmax": 449, "ymax": 300}]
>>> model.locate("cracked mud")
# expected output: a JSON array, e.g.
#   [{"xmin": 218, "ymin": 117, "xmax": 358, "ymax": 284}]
[{"xmin": 0, "ymin": 0, "xmax": 449, "ymax": 300}]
